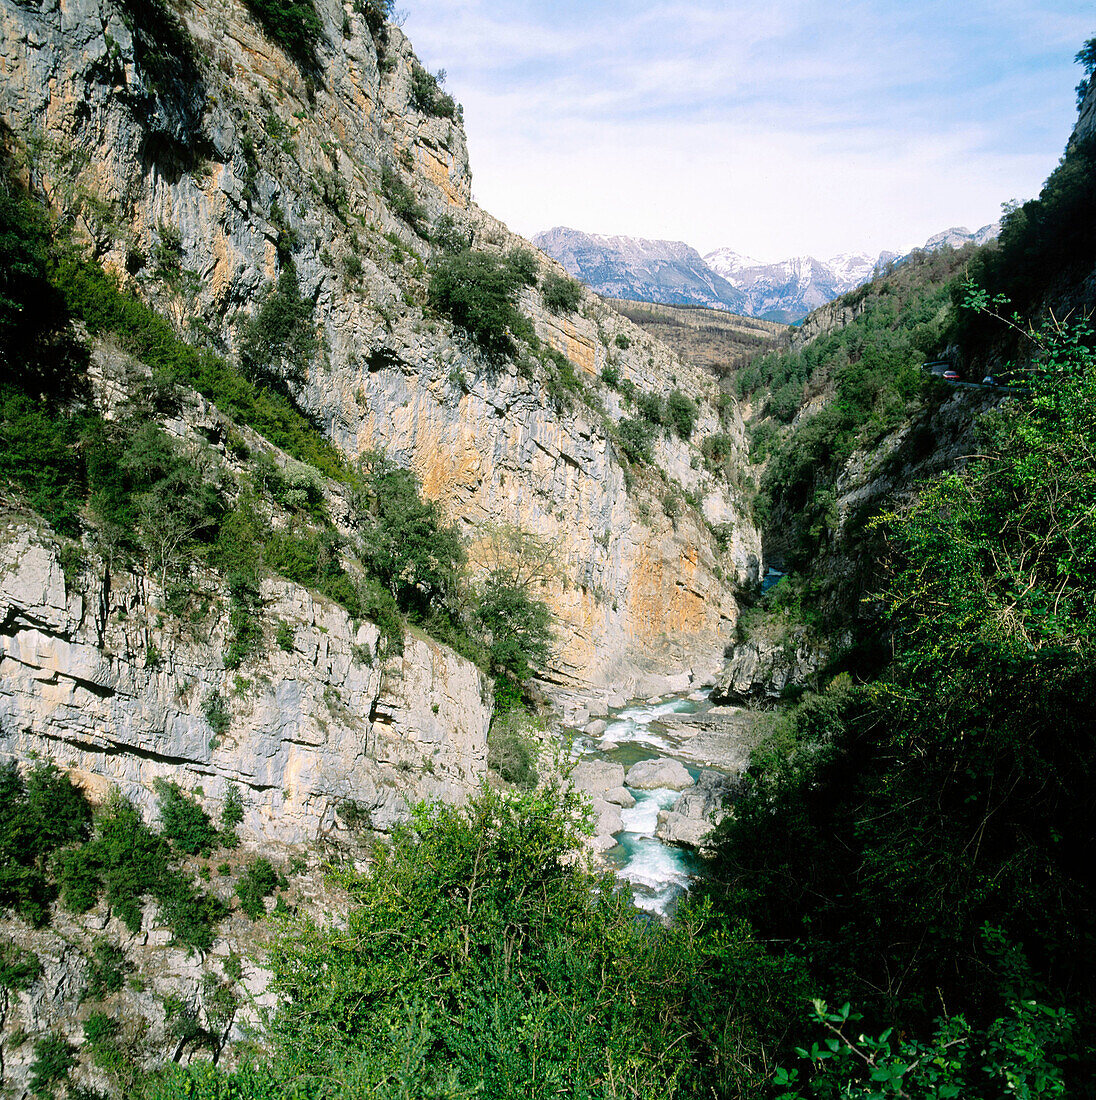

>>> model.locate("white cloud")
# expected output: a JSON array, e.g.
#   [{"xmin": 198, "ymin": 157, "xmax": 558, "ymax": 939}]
[{"xmin": 401, "ymin": 0, "xmax": 1093, "ymax": 258}]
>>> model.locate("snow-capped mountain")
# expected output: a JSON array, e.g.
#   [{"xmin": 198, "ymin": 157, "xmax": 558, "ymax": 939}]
[
  {"xmin": 534, "ymin": 224, "xmax": 999, "ymax": 323},
  {"xmin": 531, "ymin": 228, "xmax": 748, "ymax": 313}
]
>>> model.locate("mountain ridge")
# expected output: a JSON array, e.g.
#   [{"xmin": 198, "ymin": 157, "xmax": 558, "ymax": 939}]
[{"xmin": 534, "ymin": 223, "xmax": 1000, "ymax": 322}]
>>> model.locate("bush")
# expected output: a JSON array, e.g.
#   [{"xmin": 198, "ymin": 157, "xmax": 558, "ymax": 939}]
[
  {"xmin": 380, "ymin": 162, "xmax": 425, "ymax": 233},
  {"xmin": 409, "ymin": 65, "xmax": 456, "ymax": 118},
  {"xmin": 430, "ymin": 213, "xmax": 471, "ymax": 254},
  {"xmin": 155, "ymin": 780, "xmax": 218, "ymax": 856},
  {"xmin": 636, "ymin": 391, "xmax": 664, "ymax": 425},
  {"xmin": 701, "ymin": 432, "xmax": 735, "ymax": 468},
  {"xmin": 617, "ymin": 417, "xmax": 656, "ymax": 464},
  {"xmin": 504, "ymin": 248, "xmax": 539, "ymax": 286},
  {"xmin": 236, "ymin": 858, "xmax": 280, "ymax": 919},
  {"xmin": 241, "ymin": 0, "xmax": 323, "ymax": 73},
  {"xmin": 238, "ymin": 265, "xmax": 317, "ymax": 388},
  {"xmin": 541, "ymin": 270, "xmax": 583, "ymax": 314},
  {"xmin": 485, "ymin": 710, "xmax": 539, "ymax": 788},
  {"xmin": 28, "ymin": 1034, "xmax": 75, "ymax": 1098},
  {"xmin": 666, "ymin": 389, "xmax": 698, "ymax": 440},
  {"xmin": 0, "ymin": 762, "xmax": 91, "ymax": 924},
  {"xmin": 358, "ymin": 455, "xmax": 465, "ymax": 618},
  {"xmin": 427, "ymin": 248, "xmax": 529, "ymax": 358}
]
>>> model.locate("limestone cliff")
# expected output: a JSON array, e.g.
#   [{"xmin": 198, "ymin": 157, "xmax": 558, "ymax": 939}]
[{"xmin": 0, "ymin": 0, "xmax": 760, "ymax": 705}]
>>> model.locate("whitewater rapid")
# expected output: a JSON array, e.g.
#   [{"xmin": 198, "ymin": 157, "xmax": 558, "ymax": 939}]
[{"xmin": 573, "ymin": 692, "xmax": 709, "ymax": 916}]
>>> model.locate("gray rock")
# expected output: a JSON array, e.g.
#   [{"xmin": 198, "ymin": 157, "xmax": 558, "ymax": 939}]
[
  {"xmin": 710, "ymin": 636, "xmax": 822, "ymax": 706},
  {"xmin": 583, "ymin": 719, "xmax": 608, "ymax": 736},
  {"xmin": 604, "ymin": 786, "xmax": 636, "ymax": 808},
  {"xmin": 626, "ymin": 758, "xmax": 694, "ymax": 791}
]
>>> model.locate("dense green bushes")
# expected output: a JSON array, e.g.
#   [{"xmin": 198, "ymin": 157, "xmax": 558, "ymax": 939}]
[
  {"xmin": 0, "ymin": 764, "xmax": 232, "ymax": 952},
  {"xmin": 380, "ymin": 162, "xmax": 426, "ymax": 232},
  {"xmin": 409, "ymin": 65, "xmax": 457, "ymax": 118},
  {"xmin": 751, "ymin": 248, "xmax": 972, "ymax": 565},
  {"xmin": 158, "ymin": 785, "xmax": 804, "ymax": 1099},
  {"xmin": 427, "ymin": 248, "xmax": 533, "ymax": 357},
  {"xmin": 706, "ymin": 310, "xmax": 1096, "ymax": 1096},
  {"xmin": 540, "ymin": 270, "xmax": 583, "ymax": 314}
]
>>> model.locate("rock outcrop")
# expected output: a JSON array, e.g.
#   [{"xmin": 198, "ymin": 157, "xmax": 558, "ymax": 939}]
[
  {"xmin": 0, "ymin": 0, "xmax": 760, "ymax": 700},
  {"xmin": 625, "ymin": 758, "xmax": 694, "ymax": 791},
  {"xmin": 656, "ymin": 769, "xmax": 738, "ymax": 849},
  {"xmin": 709, "ymin": 634, "xmax": 821, "ymax": 706},
  {"xmin": 0, "ymin": 515, "xmax": 491, "ymax": 845}
]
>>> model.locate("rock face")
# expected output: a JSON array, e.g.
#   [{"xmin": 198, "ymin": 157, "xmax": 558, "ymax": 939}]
[
  {"xmin": 655, "ymin": 769, "xmax": 737, "ymax": 849},
  {"xmin": 0, "ymin": 0, "xmax": 760, "ymax": 697},
  {"xmin": 0, "ymin": 516, "xmax": 491, "ymax": 845},
  {"xmin": 709, "ymin": 635, "xmax": 821, "ymax": 707}
]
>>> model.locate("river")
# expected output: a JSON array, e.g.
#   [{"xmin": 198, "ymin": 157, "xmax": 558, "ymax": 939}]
[{"xmin": 570, "ymin": 689, "xmax": 718, "ymax": 917}]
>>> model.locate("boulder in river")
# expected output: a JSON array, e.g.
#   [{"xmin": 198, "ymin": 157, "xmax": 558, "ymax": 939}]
[
  {"xmin": 604, "ymin": 786, "xmax": 636, "ymax": 808},
  {"xmin": 656, "ymin": 769, "xmax": 740, "ymax": 848},
  {"xmin": 626, "ymin": 758, "xmax": 694, "ymax": 791}
]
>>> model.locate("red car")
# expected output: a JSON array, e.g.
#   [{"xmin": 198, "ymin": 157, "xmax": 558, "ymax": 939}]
[{"xmin": 943, "ymin": 370, "xmax": 960, "ymax": 381}]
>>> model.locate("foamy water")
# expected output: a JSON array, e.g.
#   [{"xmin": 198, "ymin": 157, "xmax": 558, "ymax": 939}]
[{"xmin": 578, "ymin": 694, "xmax": 704, "ymax": 917}]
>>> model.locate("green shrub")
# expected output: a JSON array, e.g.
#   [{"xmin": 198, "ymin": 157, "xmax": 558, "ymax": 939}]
[
  {"xmin": 203, "ymin": 691, "xmax": 231, "ymax": 738},
  {"xmin": 614, "ymin": 333, "xmax": 631, "ymax": 349},
  {"xmin": 666, "ymin": 389, "xmax": 698, "ymax": 440},
  {"xmin": 617, "ymin": 417, "xmax": 656, "ymax": 464},
  {"xmin": 430, "ymin": 213, "xmax": 470, "ymax": 254},
  {"xmin": 541, "ymin": 270, "xmax": 583, "ymax": 314},
  {"xmin": 380, "ymin": 162, "xmax": 425, "ymax": 232},
  {"xmin": 701, "ymin": 432, "xmax": 735, "ymax": 469},
  {"xmin": 485, "ymin": 710, "xmax": 539, "ymax": 788},
  {"xmin": 236, "ymin": 858, "xmax": 280, "ymax": 919},
  {"xmin": 28, "ymin": 1034, "xmax": 75, "ymax": 1098},
  {"xmin": 155, "ymin": 780, "xmax": 218, "ymax": 856},
  {"xmin": 358, "ymin": 455, "xmax": 465, "ymax": 618},
  {"xmin": 504, "ymin": 247, "xmax": 539, "ymax": 286},
  {"xmin": 354, "ymin": 0, "xmax": 390, "ymax": 31},
  {"xmin": 427, "ymin": 248, "xmax": 529, "ymax": 358},
  {"xmin": 275, "ymin": 620, "xmax": 295, "ymax": 651},
  {"xmin": 241, "ymin": 0, "xmax": 323, "ymax": 73},
  {"xmin": 0, "ymin": 762, "xmax": 91, "ymax": 924},
  {"xmin": 409, "ymin": 65, "xmax": 456, "ymax": 118},
  {"xmin": 0, "ymin": 942, "xmax": 40, "ymax": 991},
  {"xmin": 84, "ymin": 938, "xmax": 128, "ymax": 1000},
  {"xmin": 636, "ymin": 391, "xmax": 664, "ymax": 426},
  {"xmin": 239, "ymin": 265, "xmax": 317, "ymax": 388},
  {"xmin": 600, "ymin": 363, "xmax": 619, "ymax": 387}
]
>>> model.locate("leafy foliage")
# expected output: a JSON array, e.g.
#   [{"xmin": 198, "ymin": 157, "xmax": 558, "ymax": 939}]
[
  {"xmin": 427, "ymin": 248, "xmax": 532, "ymax": 357},
  {"xmin": 380, "ymin": 162, "xmax": 425, "ymax": 232},
  {"xmin": 241, "ymin": 0, "xmax": 324, "ymax": 74},
  {"xmin": 171, "ymin": 784, "xmax": 800, "ymax": 1099},
  {"xmin": 409, "ymin": 65, "xmax": 457, "ymax": 118},
  {"xmin": 666, "ymin": 388, "xmax": 698, "ymax": 440},
  {"xmin": 540, "ymin": 270, "xmax": 583, "ymax": 314},
  {"xmin": 239, "ymin": 265, "xmax": 318, "ymax": 388},
  {"xmin": 617, "ymin": 416, "xmax": 656, "ymax": 464},
  {"xmin": 0, "ymin": 763, "xmax": 91, "ymax": 924},
  {"xmin": 155, "ymin": 780, "xmax": 219, "ymax": 857}
]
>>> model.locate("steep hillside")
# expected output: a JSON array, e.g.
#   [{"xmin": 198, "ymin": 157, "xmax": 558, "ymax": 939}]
[
  {"xmin": 0, "ymin": 0, "xmax": 761, "ymax": 710},
  {"xmin": 602, "ymin": 298, "xmax": 785, "ymax": 378}
]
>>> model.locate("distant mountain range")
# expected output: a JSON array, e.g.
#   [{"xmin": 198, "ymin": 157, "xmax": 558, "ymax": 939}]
[{"xmin": 533, "ymin": 223, "xmax": 999, "ymax": 323}]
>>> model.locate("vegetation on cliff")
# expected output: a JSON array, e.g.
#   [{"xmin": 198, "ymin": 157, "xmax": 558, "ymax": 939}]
[{"xmin": 0, "ymin": 160, "xmax": 554, "ymax": 710}]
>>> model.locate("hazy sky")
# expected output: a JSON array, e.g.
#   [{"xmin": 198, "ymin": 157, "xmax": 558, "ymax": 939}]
[{"xmin": 399, "ymin": 1, "xmax": 1092, "ymax": 262}]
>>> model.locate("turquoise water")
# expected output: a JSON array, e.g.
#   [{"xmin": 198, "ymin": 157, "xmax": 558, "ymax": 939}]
[{"xmin": 573, "ymin": 691, "xmax": 711, "ymax": 916}]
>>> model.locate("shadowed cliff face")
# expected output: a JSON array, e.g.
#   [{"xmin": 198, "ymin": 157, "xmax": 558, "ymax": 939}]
[{"xmin": 1, "ymin": 0, "xmax": 759, "ymax": 695}]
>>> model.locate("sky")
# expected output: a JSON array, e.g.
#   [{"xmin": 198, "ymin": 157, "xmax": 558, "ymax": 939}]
[{"xmin": 398, "ymin": 1, "xmax": 1093, "ymax": 263}]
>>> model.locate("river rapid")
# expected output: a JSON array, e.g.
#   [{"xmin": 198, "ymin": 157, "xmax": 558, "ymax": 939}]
[{"xmin": 570, "ymin": 690, "xmax": 716, "ymax": 917}]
